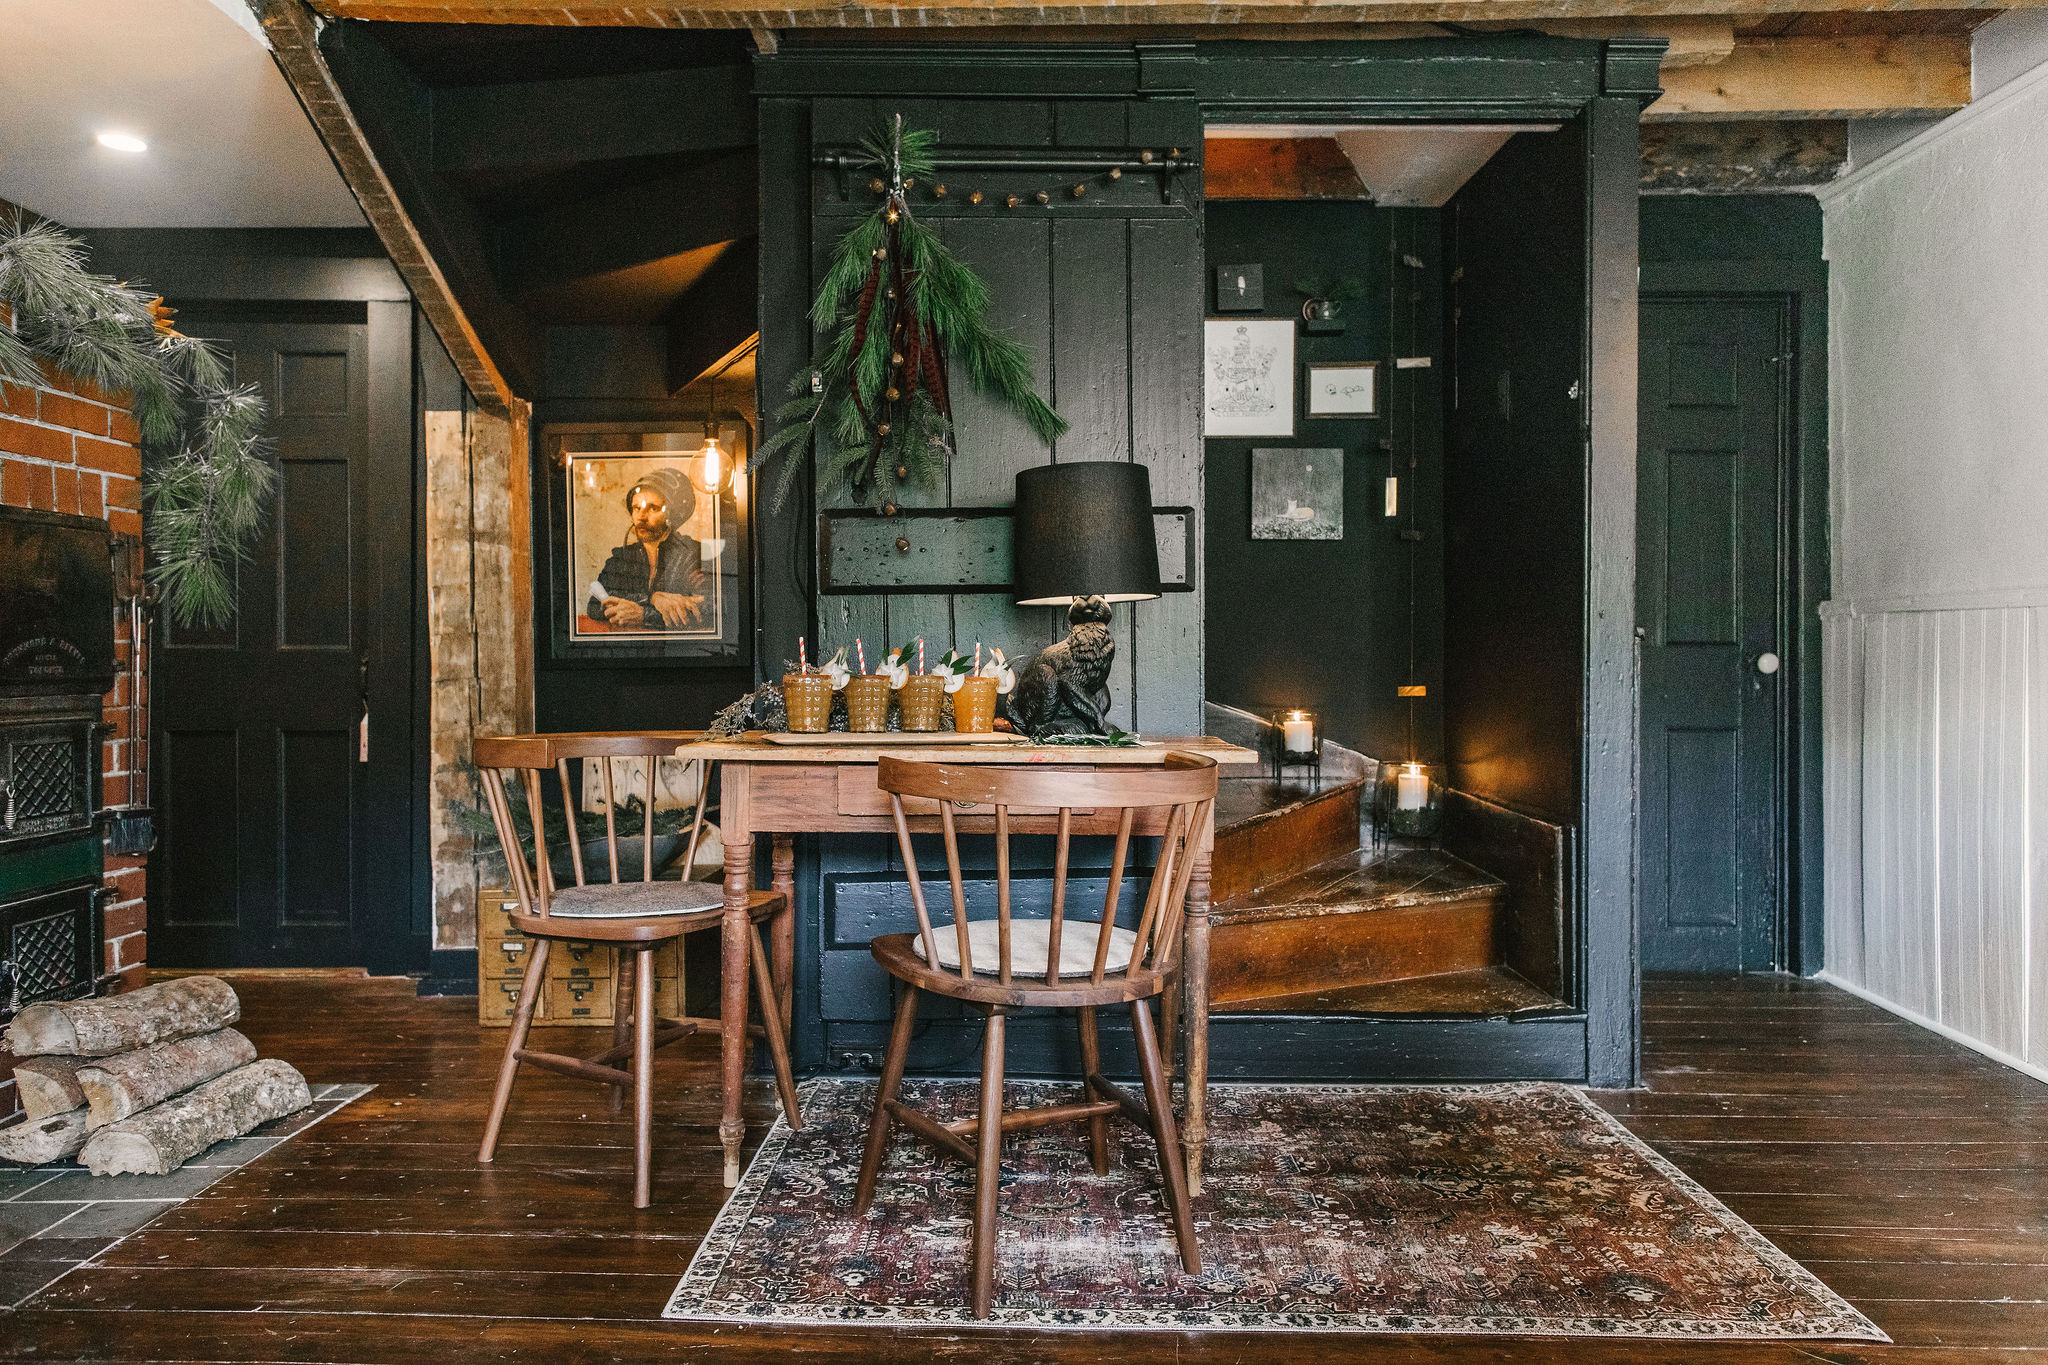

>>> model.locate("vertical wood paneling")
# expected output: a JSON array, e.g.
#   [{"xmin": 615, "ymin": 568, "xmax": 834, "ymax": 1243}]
[
  {"xmin": 1935, "ymin": 608, "xmax": 2029, "ymax": 1054},
  {"xmin": 1821, "ymin": 610, "xmax": 1865, "ymax": 984},
  {"xmin": 1131, "ymin": 214, "xmax": 1204, "ymax": 737},
  {"xmin": 1828, "ymin": 599, "xmax": 2043, "ymax": 1077},
  {"xmin": 1860, "ymin": 611, "xmax": 1942, "ymax": 1017},
  {"xmin": 2029, "ymin": 607, "xmax": 2047, "ymax": 1067}
]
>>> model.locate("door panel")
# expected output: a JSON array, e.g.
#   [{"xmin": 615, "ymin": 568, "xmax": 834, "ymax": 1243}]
[
  {"xmin": 150, "ymin": 315, "xmax": 412, "ymax": 969},
  {"xmin": 1638, "ymin": 297, "xmax": 1785, "ymax": 972}
]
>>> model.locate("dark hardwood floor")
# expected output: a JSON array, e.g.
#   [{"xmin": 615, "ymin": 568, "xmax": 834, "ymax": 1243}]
[{"xmin": 5, "ymin": 972, "xmax": 2046, "ymax": 1362}]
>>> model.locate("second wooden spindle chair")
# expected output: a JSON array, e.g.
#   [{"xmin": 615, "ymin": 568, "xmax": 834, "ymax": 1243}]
[
  {"xmin": 853, "ymin": 752, "xmax": 1218, "ymax": 1317},
  {"xmin": 473, "ymin": 734, "xmax": 801, "ymax": 1207}
]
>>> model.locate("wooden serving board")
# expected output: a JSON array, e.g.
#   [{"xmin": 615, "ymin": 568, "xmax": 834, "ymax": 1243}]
[{"xmin": 762, "ymin": 730, "xmax": 1023, "ymax": 746}]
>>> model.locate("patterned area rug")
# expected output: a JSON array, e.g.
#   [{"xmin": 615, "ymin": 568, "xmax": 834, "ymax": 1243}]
[{"xmin": 666, "ymin": 1078, "xmax": 1885, "ymax": 1339}]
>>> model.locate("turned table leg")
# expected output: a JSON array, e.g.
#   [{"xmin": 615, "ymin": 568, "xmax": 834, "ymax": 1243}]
[
  {"xmin": 1181, "ymin": 816, "xmax": 1213, "ymax": 1197},
  {"xmin": 720, "ymin": 829, "xmax": 754, "ymax": 1188},
  {"xmin": 771, "ymin": 832, "xmax": 796, "ymax": 1034}
]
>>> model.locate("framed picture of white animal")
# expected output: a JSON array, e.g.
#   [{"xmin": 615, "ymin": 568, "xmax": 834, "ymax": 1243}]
[
  {"xmin": 1204, "ymin": 318, "xmax": 1294, "ymax": 437},
  {"xmin": 1251, "ymin": 448, "xmax": 1343, "ymax": 541}
]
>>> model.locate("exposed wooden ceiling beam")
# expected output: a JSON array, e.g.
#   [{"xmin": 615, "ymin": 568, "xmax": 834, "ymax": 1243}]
[
  {"xmin": 1645, "ymin": 34, "xmax": 1970, "ymax": 119},
  {"xmin": 307, "ymin": 0, "xmax": 2033, "ymax": 28},
  {"xmin": 255, "ymin": 0, "xmax": 519, "ymax": 412}
]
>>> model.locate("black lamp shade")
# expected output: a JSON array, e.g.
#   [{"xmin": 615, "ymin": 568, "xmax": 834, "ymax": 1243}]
[{"xmin": 1012, "ymin": 461, "xmax": 1163, "ymax": 606}]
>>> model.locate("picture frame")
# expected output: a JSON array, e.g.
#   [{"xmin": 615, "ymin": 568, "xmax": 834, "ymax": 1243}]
[
  {"xmin": 1252, "ymin": 448, "xmax": 1344, "ymax": 541},
  {"xmin": 1305, "ymin": 361, "xmax": 1379, "ymax": 417},
  {"xmin": 540, "ymin": 422, "xmax": 751, "ymax": 665},
  {"xmin": 1204, "ymin": 318, "xmax": 1295, "ymax": 438}
]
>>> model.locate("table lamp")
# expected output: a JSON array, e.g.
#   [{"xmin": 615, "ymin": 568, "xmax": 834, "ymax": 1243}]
[{"xmin": 1006, "ymin": 462, "xmax": 1162, "ymax": 736}]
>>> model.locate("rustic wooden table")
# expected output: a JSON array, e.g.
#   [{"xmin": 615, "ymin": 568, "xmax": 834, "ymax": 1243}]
[{"xmin": 682, "ymin": 732, "xmax": 1256, "ymax": 1190}]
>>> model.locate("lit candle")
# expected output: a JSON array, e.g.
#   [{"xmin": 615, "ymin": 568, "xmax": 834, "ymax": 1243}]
[
  {"xmin": 1282, "ymin": 711, "xmax": 1314, "ymax": 756},
  {"xmin": 1397, "ymin": 763, "xmax": 1428, "ymax": 810}
]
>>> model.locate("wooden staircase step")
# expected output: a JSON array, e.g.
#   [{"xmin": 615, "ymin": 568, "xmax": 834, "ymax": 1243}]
[
  {"xmin": 1209, "ymin": 775, "xmax": 1364, "ymax": 903},
  {"xmin": 1207, "ymin": 848, "xmax": 1507, "ymax": 1008},
  {"xmin": 1215, "ymin": 966, "xmax": 1562, "ymax": 1018}
]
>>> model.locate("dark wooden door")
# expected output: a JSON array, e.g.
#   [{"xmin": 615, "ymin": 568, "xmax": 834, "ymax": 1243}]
[
  {"xmin": 1637, "ymin": 297, "xmax": 1786, "ymax": 972},
  {"xmin": 150, "ymin": 313, "xmax": 415, "ymax": 970}
]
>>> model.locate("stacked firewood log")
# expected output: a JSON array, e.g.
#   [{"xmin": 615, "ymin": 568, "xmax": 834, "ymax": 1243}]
[{"xmin": 0, "ymin": 976, "xmax": 311, "ymax": 1175}]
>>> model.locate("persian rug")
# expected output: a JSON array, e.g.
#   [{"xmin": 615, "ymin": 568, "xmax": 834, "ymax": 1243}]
[{"xmin": 664, "ymin": 1078, "xmax": 1885, "ymax": 1339}]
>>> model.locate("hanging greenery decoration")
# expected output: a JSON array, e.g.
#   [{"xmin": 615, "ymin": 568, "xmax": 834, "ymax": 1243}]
[
  {"xmin": 0, "ymin": 212, "xmax": 272, "ymax": 628},
  {"xmin": 755, "ymin": 116, "xmax": 1067, "ymax": 511}
]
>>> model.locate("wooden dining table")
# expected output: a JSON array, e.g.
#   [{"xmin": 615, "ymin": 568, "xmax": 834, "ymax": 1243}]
[{"xmin": 682, "ymin": 731, "xmax": 1257, "ymax": 1191}]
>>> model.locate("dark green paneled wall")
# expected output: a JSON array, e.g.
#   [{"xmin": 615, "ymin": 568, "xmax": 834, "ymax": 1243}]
[{"xmin": 1203, "ymin": 200, "xmax": 1444, "ymax": 761}]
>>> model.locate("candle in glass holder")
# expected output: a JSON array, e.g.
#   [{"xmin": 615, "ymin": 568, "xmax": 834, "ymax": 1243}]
[
  {"xmin": 1282, "ymin": 711, "xmax": 1314, "ymax": 756},
  {"xmin": 1396, "ymin": 763, "xmax": 1428, "ymax": 810}
]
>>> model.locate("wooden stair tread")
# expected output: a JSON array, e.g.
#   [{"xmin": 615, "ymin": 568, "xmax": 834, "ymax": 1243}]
[
  {"xmin": 1212, "ymin": 847, "xmax": 1505, "ymax": 928},
  {"xmin": 1214, "ymin": 966, "xmax": 1563, "ymax": 1018},
  {"xmin": 1212, "ymin": 772, "xmax": 1367, "ymax": 841},
  {"xmin": 1210, "ymin": 773, "xmax": 1366, "ymax": 904}
]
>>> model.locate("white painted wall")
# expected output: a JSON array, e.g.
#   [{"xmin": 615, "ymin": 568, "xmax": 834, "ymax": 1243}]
[{"xmin": 1817, "ymin": 60, "xmax": 2048, "ymax": 1082}]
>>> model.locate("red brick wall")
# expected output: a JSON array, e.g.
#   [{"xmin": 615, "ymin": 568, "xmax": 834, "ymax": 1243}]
[{"xmin": 1, "ymin": 365, "xmax": 149, "ymax": 981}]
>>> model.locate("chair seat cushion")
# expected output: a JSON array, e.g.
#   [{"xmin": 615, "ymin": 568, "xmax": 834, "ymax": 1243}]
[
  {"xmin": 911, "ymin": 918, "xmax": 1137, "ymax": 977},
  {"xmin": 547, "ymin": 880, "xmax": 725, "ymax": 918}
]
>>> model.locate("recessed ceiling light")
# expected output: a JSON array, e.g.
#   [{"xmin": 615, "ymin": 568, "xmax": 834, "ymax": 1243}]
[{"xmin": 96, "ymin": 131, "xmax": 147, "ymax": 154}]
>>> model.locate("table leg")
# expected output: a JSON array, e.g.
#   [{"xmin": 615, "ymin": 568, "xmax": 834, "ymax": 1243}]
[
  {"xmin": 1181, "ymin": 813, "xmax": 1213, "ymax": 1197},
  {"xmin": 771, "ymin": 832, "xmax": 796, "ymax": 1034},
  {"xmin": 720, "ymin": 828, "xmax": 754, "ymax": 1188}
]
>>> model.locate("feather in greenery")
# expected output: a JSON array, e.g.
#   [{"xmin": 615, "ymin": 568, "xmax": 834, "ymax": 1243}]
[
  {"xmin": 0, "ymin": 212, "xmax": 273, "ymax": 628},
  {"xmin": 753, "ymin": 114, "xmax": 1067, "ymax": 510}
]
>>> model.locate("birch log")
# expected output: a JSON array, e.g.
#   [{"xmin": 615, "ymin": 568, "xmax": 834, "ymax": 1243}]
[
  {"xmin": 11, "ymin": 1056, "xmax": 89, "ymax": 1120},
  {"xmin": 78, "ymin": 1029, "xmax": 258, "ymax": 1129},
  {"xmin": 79, "ymin": 1059, "xmax": 311, "ymax": 1176},
  {"xmin": 4, "ymin": 977, "xmax": 240, "ymax": 1057},
  {"xmin": 0, "ymin": 1108, "xmax": 89, "ymax": 1164}
]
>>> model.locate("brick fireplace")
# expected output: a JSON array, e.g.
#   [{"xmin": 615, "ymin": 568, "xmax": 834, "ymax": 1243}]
[{"xmin": 0, "ymin": 360, "xmax": 148, "ymax": 1121}]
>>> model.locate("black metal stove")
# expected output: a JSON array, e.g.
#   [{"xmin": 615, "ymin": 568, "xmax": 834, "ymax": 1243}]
[{"xmin": 0, "ymin": 504, "xmax": 116, "ymax": 1024}]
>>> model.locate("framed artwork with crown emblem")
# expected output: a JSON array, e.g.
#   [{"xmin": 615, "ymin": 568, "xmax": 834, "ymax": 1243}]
[{"xmin": 1203, "ymin": 318, "xmax": 1294, "ymax": 437}]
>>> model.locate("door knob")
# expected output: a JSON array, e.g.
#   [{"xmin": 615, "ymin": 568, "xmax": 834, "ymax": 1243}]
[{"xmin": 1755, "ymin": 652, "xmax": 1780, "ymax": 675}]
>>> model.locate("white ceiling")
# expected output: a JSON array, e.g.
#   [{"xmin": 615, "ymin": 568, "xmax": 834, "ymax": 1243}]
[
  {"xmin": 0, "ymin": 0, "xmax": 363, "ymax": 228},
  {"xmin": 1208, "ymin": 123, "xmax": 1562, "ymax": 207}
]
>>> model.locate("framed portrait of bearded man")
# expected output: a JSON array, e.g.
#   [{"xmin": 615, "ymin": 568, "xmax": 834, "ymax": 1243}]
[{"xmin": 542, "ymin": 424, "xmax": 749, "ymax": 664}]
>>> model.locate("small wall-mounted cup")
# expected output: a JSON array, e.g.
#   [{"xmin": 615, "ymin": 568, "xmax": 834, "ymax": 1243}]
[
  {"xmin": 782, "ymin": 673, "xmax": 834, "ymax": 733},
  {"xmin": 953, "ymin": 676, "xmax": 999, "ymax": 733},
  {"xmin": 843, "ymin": 675, "xmax": 891, "ymax": 732},
  {"xmin": 897, "ymin": 675, "xmax": 946, "ymax": 732}
]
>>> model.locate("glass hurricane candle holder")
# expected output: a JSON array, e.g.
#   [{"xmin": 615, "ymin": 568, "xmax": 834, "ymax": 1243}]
[
  {"xmin": 1374, "ymin": 760, "xmax": 1444, "ymax": 841},
  {"xmin": 1266, "ymin": 709, "xmax": 1322, "ymax": 777}
]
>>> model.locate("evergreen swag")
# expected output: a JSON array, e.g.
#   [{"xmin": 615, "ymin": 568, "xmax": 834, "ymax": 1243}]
[
  {"xmin": 0, "ymin": 212, "xmax": 272, "ymax": 627},
  {"xmin": 755, "ymin": 116, "xmax": 1067, "ymax": 510}
]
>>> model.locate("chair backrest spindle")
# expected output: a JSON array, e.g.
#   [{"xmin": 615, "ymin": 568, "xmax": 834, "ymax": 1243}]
[
  {"xmin": 875, "ymin": 754, "xmax": 1219, "ymax": 986},
  {"xmin": 556, "ymin": 759, "xmax": 587, "ymax": 889}
]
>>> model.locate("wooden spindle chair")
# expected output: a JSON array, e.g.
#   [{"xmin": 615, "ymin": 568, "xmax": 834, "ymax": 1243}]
[
  {"xmin": 472, "ymin": 734, "xmax": 801, "ymax": 1208},
  {"xmin": 853, "ymin": 752, "xmax": 1219, "ymax": 1317}
]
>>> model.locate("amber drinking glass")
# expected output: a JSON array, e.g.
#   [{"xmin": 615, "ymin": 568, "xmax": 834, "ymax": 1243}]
[
  {"xmin": 897, "ymin": 675, "xmax": 945, "ymax": 732},
  {"xmin": 953, "ymin": 676, "xmax": 998, "ymax": 733},
  {"xmin": 782, "ymin": 673, "xmax": 834, "ymax": 733},
  {"xmin": 843, "ymin": 676, "xmax": 891, "ymax": 732}
]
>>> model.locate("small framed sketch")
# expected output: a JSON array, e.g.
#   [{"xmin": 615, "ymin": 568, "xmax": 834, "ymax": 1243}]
[
  {"xmin": 1305, "ymin": 361, "xmax": 1379, "ymax": 417},
  {"xmin": 1252, "ymin": 448, "xmax": 1343, "ymax": 541},
  {"xmin": 1204, "ymin": 318, "xmax": 1295, "ymax": 437}
]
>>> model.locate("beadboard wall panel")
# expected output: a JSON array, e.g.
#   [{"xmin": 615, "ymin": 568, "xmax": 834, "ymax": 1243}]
[{"xmin": 1823, "ymin": 600, "xmax": 2043, "ymax": 1076}]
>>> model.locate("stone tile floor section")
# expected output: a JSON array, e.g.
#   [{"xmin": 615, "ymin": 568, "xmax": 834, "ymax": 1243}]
[{"xmin": 0, "ymin": 1082, "xmax": 372, "ymax": 1308}]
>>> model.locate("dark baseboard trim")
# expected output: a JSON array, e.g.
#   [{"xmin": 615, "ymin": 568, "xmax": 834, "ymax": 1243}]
[
  {"xmin": 417, "ymin": 949, "xmax": 479, "ymax": 998},
  {"xmin": 817, "ymin": 1011, "xmax": 1589, "ymax": 1083}
]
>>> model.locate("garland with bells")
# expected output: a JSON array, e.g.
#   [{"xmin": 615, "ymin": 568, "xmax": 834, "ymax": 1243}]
[
  {"xmin": 756, "ymin": 116, "xmax": 1067, "ymax": 510},
  {"xmin": 0, "ymin": 213, "xmax": 272, "ymax": 628}
]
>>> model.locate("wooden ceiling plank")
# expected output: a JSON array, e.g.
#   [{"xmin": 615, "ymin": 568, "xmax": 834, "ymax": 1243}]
[
  {"xmin": 306, "ymin": 0, "xmax": 2039, "ymax": 26},
  {"xmin": 1645, "ymin": 34, "xmax": 1972, "ymax": 120}
]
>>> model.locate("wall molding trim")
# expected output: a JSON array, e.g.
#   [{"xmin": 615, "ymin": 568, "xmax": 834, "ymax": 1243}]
[
  {"xmin": 1816, "ymin": 48, "xmax": 2048, "ymax": 205},
  {"xmin": 1821, "ymin": 586, "xmax": 2048, "ymax": 618},
  {"xmin": 1818, "ymin": 971, "xmax": 2048, "ymax": 1086}
]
